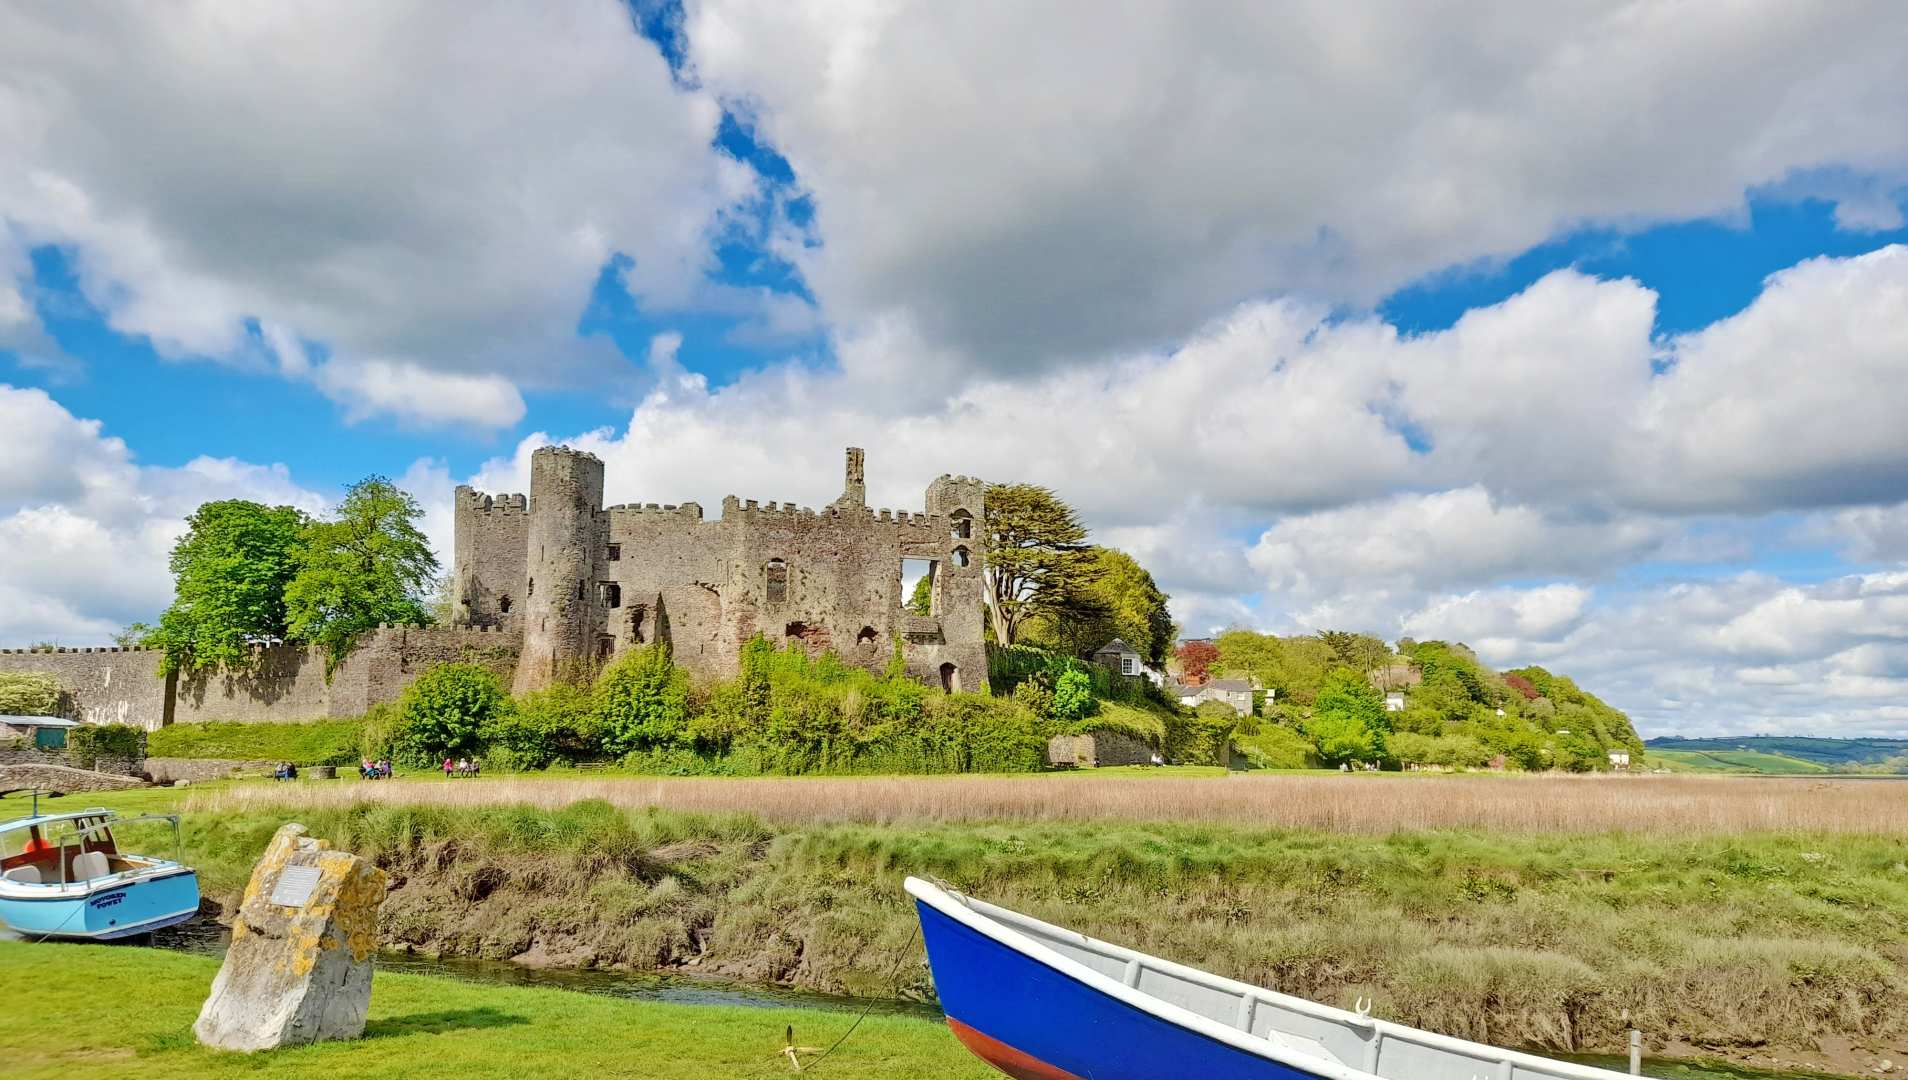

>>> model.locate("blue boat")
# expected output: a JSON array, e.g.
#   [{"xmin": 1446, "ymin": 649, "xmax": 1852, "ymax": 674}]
[
  {"xmin": 908, "ymin": 877, "xmax": 1634, "ymax": 1080},
  {"xmin": 0, "ymin": 807, "xmax": 200, "ymax": 941}
]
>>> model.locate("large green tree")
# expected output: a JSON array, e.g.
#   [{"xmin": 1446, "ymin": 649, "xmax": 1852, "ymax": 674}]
[
  {"xmin": 1023, "ymin": 547, "xmax": 1175, "ymax": 666},
  {"xmin": 285, "ymin": 477, "xmax": 439, "ymax": 664},
  {"xmin": 982, "ymin": 482, "xmax": 1098, "ymax": 646},
  {"xmin": 150, "ymin": 500, "xmax": 308, "ymax": 675},
  {"xmin": 1305, "ymin": 666, "xmax": 1390, "ymax": 766}
]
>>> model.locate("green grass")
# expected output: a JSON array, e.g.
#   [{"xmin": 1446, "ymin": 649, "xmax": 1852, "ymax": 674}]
[
  {"xmin": 0, "ymin": 941, "xmax": 992, "ymax": 1080},
  {"xmin": 146, "ymin": 719, "xmax": 364, "ymax": 766},
  {"xmin": 1650, "ymin": 748, "xmax": 1830, "ymax": 775},
  {"xmin": 29, "ymin": 781, "xmax": 1904, "ymax": 1064}
]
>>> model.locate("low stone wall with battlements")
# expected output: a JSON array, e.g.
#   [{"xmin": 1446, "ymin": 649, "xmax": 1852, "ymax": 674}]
[{"xmin": 0, "ymin": 624, "xmax": 522, "ymax": 731}]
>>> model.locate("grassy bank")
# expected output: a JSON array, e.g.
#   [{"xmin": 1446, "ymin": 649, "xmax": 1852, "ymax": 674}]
[
  {"xmin": 0, "ymin": 941, "xmax": 991, "ymax": 1080},
  {"xmin": 56, "ymin": 775, "xmax": 1907, "ymax": 1069},
  {"xmin": 147, "ymin": 718, "xmax": 363, "ymax": 766}
]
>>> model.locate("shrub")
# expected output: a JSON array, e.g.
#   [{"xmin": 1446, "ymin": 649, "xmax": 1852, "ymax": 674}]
[
  {"xmin": 1165, "ymin": 701, "xmax": 1238, "ymax": 766},
  {"xmin": 0, "ymin": 672, "xmax": 63, "ymax": 716},
  {"xmin": 1050, "ymin": 667, "xmax": 1095, "ymax": 723},
  {"xmin": 1231, "ymin": 723, "xmax": 1322, "ymax": 770},
  {"xmin": 357, "ymin": 702, "xmax": 402, "ymax": 763},
  {"xmin": 68, "ymin": 723, "xmax": 142, "ymax": 768},
  {"xmin": 394, "ymin": 662, "xmax": 508, "ymax": 768},
  {"xmin": 596, "ymin": 644, "xmax": 691, "ymax": 754}
]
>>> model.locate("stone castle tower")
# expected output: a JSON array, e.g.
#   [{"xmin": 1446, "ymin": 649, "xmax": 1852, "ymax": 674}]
[{"xmin": 453, "ymin": 445, "xmax": 989, "ymax": 695}]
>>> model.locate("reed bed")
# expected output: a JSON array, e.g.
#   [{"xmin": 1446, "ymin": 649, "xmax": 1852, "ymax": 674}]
[{"xmin": 196, "ymin": 772, "xmax": 1908, "ymax": 835}]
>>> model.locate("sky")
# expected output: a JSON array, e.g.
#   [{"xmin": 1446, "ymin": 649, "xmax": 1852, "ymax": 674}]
[{"xmin": 5, "ymin": 2, "xmax": 1908, "ymax": 739}]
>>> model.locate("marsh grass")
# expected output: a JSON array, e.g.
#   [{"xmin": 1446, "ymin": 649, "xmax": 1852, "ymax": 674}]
[
  {"xmin": 106, "ymin": 772, "xmax": 1908, "ymax": 1061},
  {"xmin": 199, "ymin": 771, "xmax": 1908, "ymax": 835}
]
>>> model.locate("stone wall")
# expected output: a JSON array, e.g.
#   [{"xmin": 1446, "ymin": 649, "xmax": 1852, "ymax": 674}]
[
  {"xmin": 1046, "ymin": 730, "xmax": 1156, "ymax": 768},
  {"xmin": 144, "ymin": 757, "xmax": 280, "ymax": 784},
  {"xmin": 0, "ymin": 762, "xmax": 147, "ymax": 794},
  {"xmin": 0, "ymin": 626, "xmax": 521, "ymax": 730},
  {"xmin": 0, "ymin": 647, "xmax": 173, "ymax": 728},
  {"xmin": 2, "ymin": 733, "xmax": 146, "ymax": 777}
]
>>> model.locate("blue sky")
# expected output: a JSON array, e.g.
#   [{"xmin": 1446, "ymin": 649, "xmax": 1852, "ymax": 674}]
[{"xmin": 5, "ymin": 3, "xmax": 1908, "ymax": 737}]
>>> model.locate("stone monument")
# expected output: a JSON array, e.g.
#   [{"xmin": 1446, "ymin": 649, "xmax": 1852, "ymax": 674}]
[{"xmin": 194, "ymin": 823, "xmax": 387, "ymax": 1051}]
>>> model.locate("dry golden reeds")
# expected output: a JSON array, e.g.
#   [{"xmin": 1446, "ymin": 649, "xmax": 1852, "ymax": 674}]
[{"xmin": 195, "ymin": 772, "xmax": 1908, "ymax": 835}]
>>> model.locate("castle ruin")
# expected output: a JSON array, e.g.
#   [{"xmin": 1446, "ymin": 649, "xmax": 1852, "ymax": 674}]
[
  {"xmin": 454, "ymin": 446, "xmax": 989, "ymax": 694},
  {"xmin": 0, "ymin": 446, "xmax": 987, "ymax": 730}
]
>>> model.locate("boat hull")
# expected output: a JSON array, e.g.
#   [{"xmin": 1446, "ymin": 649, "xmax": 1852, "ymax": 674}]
[
  {"xmin": 0, "ymin": 869, "xmax": 199, "ymax": 941},
  {"xmin": 915, "ymin": 897, "xmax": 1322, "ymax": 1080}
]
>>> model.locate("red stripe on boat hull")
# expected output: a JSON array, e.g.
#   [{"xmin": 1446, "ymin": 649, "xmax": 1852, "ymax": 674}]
[{"xmin": 947, "ymin": 1017, "xmax": 1085, "ymax": 1080}]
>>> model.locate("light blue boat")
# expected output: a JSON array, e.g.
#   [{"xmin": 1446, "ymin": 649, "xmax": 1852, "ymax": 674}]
[{"xmin": 0, "ymin": 806, "xmax": 199, "ymax": 941}]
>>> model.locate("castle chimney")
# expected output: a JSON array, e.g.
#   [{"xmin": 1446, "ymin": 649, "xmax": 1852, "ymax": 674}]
[{"xmin": 833, "ymin": 447, "xmax": 867, "ymax": 509}]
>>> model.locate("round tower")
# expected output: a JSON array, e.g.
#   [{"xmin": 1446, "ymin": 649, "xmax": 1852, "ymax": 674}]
[{"xmin": 515, "ymin": 446, "xmax": 605, "ymax": 693}]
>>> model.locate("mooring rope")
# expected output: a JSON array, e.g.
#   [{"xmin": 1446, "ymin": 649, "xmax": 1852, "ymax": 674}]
[
  {"xmin": 799, "ymin": 919, "xmax": 924, "ymax": 1074},
  {"xmin": 751, "ymin": 911, "xmax": 928, "ymax": 1076}
]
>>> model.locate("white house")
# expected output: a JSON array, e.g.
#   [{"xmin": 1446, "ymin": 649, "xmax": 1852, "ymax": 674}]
[
  {"xmin": 1091, "ymin": 639, "xmax": 1164, "ymax": 684},
  {"xmin": 1608, "ymin": 749, "xmax": 1631, "ymax": 771},
  {"xmin": 1384, "ymin": 691, "xmax": 1406, "ymax": 712},
  {"xmin": 1179, "ymin": 679, "xmax": 1253, "ymax": 716}
]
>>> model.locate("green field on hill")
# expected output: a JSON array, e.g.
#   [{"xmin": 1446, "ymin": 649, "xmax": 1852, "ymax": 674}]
[{"xmin": 1649, "ymin": 748, "xmax": 1831, "ymax": 774}]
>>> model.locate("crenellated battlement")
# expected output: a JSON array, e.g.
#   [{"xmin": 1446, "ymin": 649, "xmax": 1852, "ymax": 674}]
[
  {"xmin": 457, "ymin": 486, "xmax": 528, "ymax": 513},
  {"xmin": 0, "ymin": 646, "xmax": 159, "ymax": 654},
  {"xmin": 606, "ymin": 501, "xmax": 705, "ymax": 521}
]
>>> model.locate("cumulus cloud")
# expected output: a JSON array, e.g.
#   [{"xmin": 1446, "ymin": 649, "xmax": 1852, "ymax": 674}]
[
  {"xmin": 0, "ymin": 1, "xmax": 752, "ymax": 425},
  {"xmin": 685, "ymin": 0, "xmax": 1908, "ymax": 374},
  {"xmin": 0, "ymin": 383, "xmax": 329, "ymax": 642},
  {"xmin": 1633, "ymin": 246, "xmax": 1908, "ymax": 511}
]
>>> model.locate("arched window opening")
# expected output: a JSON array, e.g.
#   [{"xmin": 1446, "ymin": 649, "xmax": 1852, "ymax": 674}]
[
  {"xmin": 629, "ymin": 605, "xmax": 647, "ymax": 644},
  {"xmin": 765, "ymin": 558, "xmax": 788, "ymax": 606},
  {"xmin": 949, "ymin": 510, "xmax": 973, "ymax": 540},
  {"xmin": 951, "ymin": 546, "xmax": 971, "ymax": 568},
  {"xmin": 598, "ymin": 581, "xmax": 621, "ymax": 609},
  {"xmin": 498, "ymin": 595, "xmax": 512, "ymax": 614},
  {"xmin": 939, "ymin": 662, "xmax": 959, "ymax": 693},
  {"xmin": 856, "ymin": 626, "xmax": 878, "ymax": 654}
]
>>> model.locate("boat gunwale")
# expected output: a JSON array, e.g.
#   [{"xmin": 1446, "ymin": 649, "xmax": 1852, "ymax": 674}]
[
  {"xmin": 0, "ymin": 860, "xmax": 195, "ymax": 901},
  {"xmin": 905, "ymin": 876, "xmax": 1632, "ymax": 1080}
]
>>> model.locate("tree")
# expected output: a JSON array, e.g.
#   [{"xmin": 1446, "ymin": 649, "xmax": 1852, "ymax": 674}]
[
  {"xmin": 982, "ymin": 483, "xmax": 1098, "ymax": 646},
  {"xmin": 1306, "ymin": 712, "xmax": 1382, "ymax": 768},
  {"xmin": 113, "ymin": 623, "xmax": 155, "ymax": 649},
  {"xmin": 1306, "ymin": 666, "xmax": 1390, "ymax": 766},
  {"xmin": 285, "ymin": 477, "xmax": 439, "ymax": 664},
  {"xmin": 149, "ymin": 500, "xmax": 308, "ymax": 675},
  {"xmin": 1021, "ymin": 547, "xmax": 1175, "ymax": 666},
  {"xmin": 393, "ymin": 662, "xmax": 507, "ymax": 767},
  {"xmin": 1314, "ymin": 666, "xmax": 1390, "ymax": 734},
  {"xmin": 1318, "ymin": 630, "xmax": 1392, "ymax": 682},
  {"xmin": 1176, "ymin": 639, "xmax": 1218, "ymax": 681},
  {"xmin": 0, "ymin": 672, "xmax": 63, "ymax": 715},
  {"xmin": 907, "ymin": 572, "xmax": 933, "ymax": 616}
]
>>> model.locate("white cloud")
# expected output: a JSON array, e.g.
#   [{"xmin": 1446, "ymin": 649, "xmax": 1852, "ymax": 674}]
[
  {"xmin": 0, "ymin": 383, "xmax": 328, "ymax": 643},
  {"xmin": 685, "ymin": 1, "xmax": 1908, "ymax": 374},
  {"xmin": 0, "ymin": 1, "xmax": 750, "ymax": 425},
  {"xmin": 1632, "ymin": 246, "xmax": 1908, "ymax": 511}
]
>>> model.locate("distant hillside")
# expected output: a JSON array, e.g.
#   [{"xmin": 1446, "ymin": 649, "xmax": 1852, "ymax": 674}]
[
  {"xmin": 1208, "ymin": 631, "xmax": 1644, "ymax": 771},
  {"xmin": 1646, "ymin": 736, "xmax": 1908, "ymax": 769}
]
